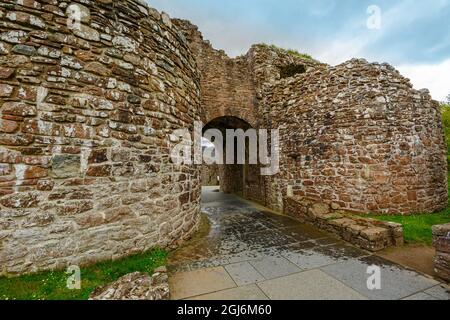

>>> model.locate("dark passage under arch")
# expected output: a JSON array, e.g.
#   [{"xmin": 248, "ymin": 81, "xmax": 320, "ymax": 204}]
[{"xmin": 201, "ymin": 116, "xmax": 265, "ymax": 203}]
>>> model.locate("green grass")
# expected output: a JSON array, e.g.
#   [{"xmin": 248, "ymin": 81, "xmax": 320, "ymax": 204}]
[
  {"xmin": 370, "ymin": 213, "xmax": 450, "ymax": 245},
  {"xmin": 257, "ymin": 43, "xmax": 318, "ymax": 61},
  {"xmin": 0, "ymin": 248, "xmax": 167, "ymax": 300},
  {"xmin": 441, "ymin": 104, "xmax": 450, "ymax": 165},
  {"xmin": 369, "ymin": 172, "xmax": 450, "ymax": 245}
]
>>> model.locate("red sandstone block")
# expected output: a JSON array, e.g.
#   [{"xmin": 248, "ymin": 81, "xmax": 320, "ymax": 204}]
[
  {"xmin": 86, "ymin": 165, "xmax": 112, "ymax": 177},
  {"xmin": 0, "ymin": 119, "xmax": 19, "ymax": 133},
  {"xmin": 62, "ymin": 123, "xmax": 94, "ymax": 139},
  {"xmin": 0, "ymin": 192, "xmax": 39, "ymax": 208},
  {"xmin": 2, "ymin": 102, "xmax": 36, "ymax": 116},
  {"xmin": 17, "ymin": 0, "xmax": 41, "ymax": 9},
  {"xmin": 0, "ymin": 134, "xmax": 34, "ymax": 146},
  {"xmin": 22, "ymin": 119, "xmax": 61, "ymax": 136},
  {"xmin": 17, "ymin": 86, "xmax": 37, "ymax": 101},
  {"xmin": 22, "ymin": 166, "xmax": 48, "ymax": 180},
  {"xmin": 0, "ymin": 67, "xmax": 15, "ymax": 79},
  {"xmin": 36, "ymin": 180, "xmax": 54, "ymax": 191},
  {"xmin": 0, "ymin": 84, "xmax": 13, "ymax": 97},
  {"xmin": 0, "ymin": 188, "xmax": 14, "ymax": 196},
  {"xmin": 435, "ymin": 252, "xmax": 450, "ymax": 282}
]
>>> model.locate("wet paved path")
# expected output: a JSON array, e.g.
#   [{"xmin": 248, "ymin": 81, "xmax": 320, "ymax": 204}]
[{"xmin": 168, "ymin": 187, "xmax": 450, "ymax": 300}]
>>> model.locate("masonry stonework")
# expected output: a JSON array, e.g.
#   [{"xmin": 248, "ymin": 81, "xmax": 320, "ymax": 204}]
[
  {"xmin": 433, "ymin": 223, "xmax": 450, "ymax": 282},
  {"xmin": 0, "ymin": 1, "xmax": 448, "ymax": 274},
  {"xmin": 201, "ymin": 165, "xmax": 218, "ymax": 186},
  {"xmin": 174, "ymin": 19, "xmax": 447, "ymax": 215},
  {"xmin": 0, "ymin": 0, "xmax": 201, "ymax": 274},
  {"xmin": 260, "ymin": 60, "xmax": 448, "ymax": 215}
]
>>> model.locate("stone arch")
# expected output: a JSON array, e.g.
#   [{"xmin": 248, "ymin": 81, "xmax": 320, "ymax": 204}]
[
  {"xmin": 201, "ymin": 116, "xmax": 265, "ymax": 202},
  {"xmin": 203, "ymin": 110, "xmax": 258, "ymax": 130}
]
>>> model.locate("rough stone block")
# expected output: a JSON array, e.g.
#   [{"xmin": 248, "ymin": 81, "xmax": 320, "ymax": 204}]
[
  {"xmin": 360, "ymin": 227, "xmax": 389, "ymax": 242},
  {"xmin": 50, "ymin": 155, "xmax": 81, "ymax": 179}
]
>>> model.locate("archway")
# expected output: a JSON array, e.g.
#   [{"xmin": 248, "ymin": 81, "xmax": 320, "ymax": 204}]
[{"xmin": 201, "ymin": 116, "xmax": 265, "ymax": 203}]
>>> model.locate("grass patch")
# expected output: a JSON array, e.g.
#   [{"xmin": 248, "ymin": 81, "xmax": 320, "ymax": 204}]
[
  {"xmin": 257, "ymin": 43, "xmax": 317, "ymax": 62},
  {"xmin": 370, "ymin": 213, "xmax": 450, "ymax": 245},
  {"xmin": 0, "ymin": 248, "xmax": 167, "ymax": 300},
  {"xmin": 368, "ymin": 173, "xmax": 450, "ymax": 246}
]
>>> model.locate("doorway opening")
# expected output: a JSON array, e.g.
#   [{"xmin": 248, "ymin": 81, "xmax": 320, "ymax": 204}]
[{"xmin": 200, "ymin": 116, "xmax": 265, "ymax": 203}]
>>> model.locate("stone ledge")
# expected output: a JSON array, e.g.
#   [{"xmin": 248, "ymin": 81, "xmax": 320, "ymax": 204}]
[
  {"xmin": 433, "ymin": 223, "xmax": 450, "ymax": 282},
  {"xmin": 89, "ymin": 267, "xmax": 169, "ymax": 300},
  {"xmin": 284, "ymin": 197, "xmax": 404, "ymax": 252}
]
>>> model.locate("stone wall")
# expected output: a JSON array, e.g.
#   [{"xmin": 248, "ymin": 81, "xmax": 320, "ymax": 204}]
[
  {"xmin": 174, "ymin": 20, "xmax": 323, "ymax": 203},
  {"xmin": 201, "ymin": 165, "xmax": 218, "ymax": 186},
  {"xmin": 284, "ymin": 197, "xmax": 404, "ymax": 252},
  {"xmin": 173, "ymin": 19, "xmax": 257, "ymax": 127},
  {"xmin": 0, "ymin": 0, "xmax": 447, "ymax": 274},
  {"xmin": 260, "ymin": 59, "xmax": 448, "ymax": 214},
  {"xmin": 174, "ymin": 19, "xmax": 447, "ymax": 215},
  {"xmin": 174, "ymin": 21, "xmax": 447, "ymax": 215},
  {"xmin": 433, "ymin": 223, "xmax": 450, "ymax": 282},
  {"xmin": 0, "ymin": 0, "xmax": 201, "ymax": 274}
]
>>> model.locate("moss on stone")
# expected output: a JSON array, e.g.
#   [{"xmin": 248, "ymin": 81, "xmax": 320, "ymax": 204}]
[{"xmin": 257, "ymin": 43, "xmax": 318, "ymax": 62}]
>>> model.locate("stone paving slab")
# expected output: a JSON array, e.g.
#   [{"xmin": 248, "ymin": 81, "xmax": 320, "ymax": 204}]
[
  {"xmin": 249, "ymin": 256, "xmax": 302, "ymax": 279},
  {"xmin": 169, "ymin": 188, "xmax": 449, "ymax": 301},
  {"xmin": 257, "ymin": 270, "xmax": 367, "ymax": 300},
  {"xmin": 321, "ymin": 256, "xmax": 440, "ymax": 300},
  {"xmin": 191, "ymin": 284, "xmax": 269, "ymax": 300},
  {"xmin": 402, "ymin": 292, "xmax": 438, "ymax": 300},
  {"xmin": 223, "ymin": 230, "xmax": 297, "ymax": 253},
  {"xmin": 171, "ymin": 250, "xmax": 281, "ymax": 273},
  {"xmin": 225, "ymin": 262, "xmax": 266, "ymax": 286},
  {"xmin": 169, "ymin": 267, "xmax": 236, "ymax": 300},
  {"xmin": 317, "ymin": 243, "xmax": 369, "ymax": 259},
  {"xmin": 423, "ymin": 285, "xmax": 450, "ymax": 300},
  {"xmin": 282, "ymin": 249, "xmax": 340, "ymax": 271}
]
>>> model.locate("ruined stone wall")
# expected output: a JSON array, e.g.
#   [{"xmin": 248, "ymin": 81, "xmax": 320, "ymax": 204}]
[
  {"xmin": 1, "ymin": 0, "xmax": 447, "ymax": 274},
  {"xmin": 172, "ymin": 20, "xmax": 447, "ymax": 215},
  {"xmin": 172, "ymin": 22, "xmax": 322, "ymax": 203},
  {"xmin": 173, "ymin": 19, "xmax": 257, "ymax": 127},
  {"xmin": 284, "ymin": 197, "xmax": 404, "ymax": 251},
  {"xmin": 433, "ymin": 223, "xmax": 450, "ymax": 282},
  {"xmin": 201, "ymin": 165, "xmax": 218, "ymax": 186},
  {"xmin": 0, "ymin": 0, "xmax": 201, "ymax": 274},
  {"xmin": 261, "ymin": 59, "xmax": 448, "ymax": 215}
]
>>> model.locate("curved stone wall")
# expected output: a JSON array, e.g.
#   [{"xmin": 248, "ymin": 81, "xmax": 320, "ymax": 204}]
[
  {"xmin": 0, "ymin": 0, "xmax": 201, "ymax": 274},
  {"xmin": 261, "ymin": 59, "xmax": 448, "ymax": 214}
]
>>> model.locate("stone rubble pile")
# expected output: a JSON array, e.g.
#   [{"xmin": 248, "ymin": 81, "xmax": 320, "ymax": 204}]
[
  {"xmin": 89, "ymin": 267, "xmax": 169, "ymax": 300},
  {"xmin": 285, "ymin": 196, "xmax": 404, "ymax": 252}
]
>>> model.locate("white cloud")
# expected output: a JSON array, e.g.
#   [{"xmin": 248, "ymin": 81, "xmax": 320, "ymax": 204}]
[
  {"xmin": 315, "ymin": 37, "xmax": 370, "ymax": 65},
  {"xmin": 148, "ymin": 0, "xmax": 449, "ymax": 102},
  {"xmin": 396, "ymin": 59, "xmax": 450, "ymax": 102}
]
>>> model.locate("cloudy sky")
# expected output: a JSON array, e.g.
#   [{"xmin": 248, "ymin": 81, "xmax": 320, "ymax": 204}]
[{"xmin": 148, "ymin": 0, "xmax": 450, "ymax": 101}]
